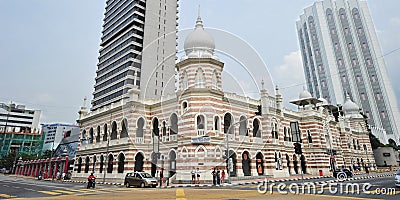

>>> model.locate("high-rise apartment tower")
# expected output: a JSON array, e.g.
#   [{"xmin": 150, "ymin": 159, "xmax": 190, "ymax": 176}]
[
  {"xmin": 91, "ymin": 0, "xmax": 178, "ymax": 110},
  {"xmin": 297, "ymin": 0, "xmax": 400, "ymax": 144}
]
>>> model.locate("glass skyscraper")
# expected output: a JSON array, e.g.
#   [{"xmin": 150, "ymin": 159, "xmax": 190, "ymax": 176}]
[{"xmin": 297, "ymin": 0, "xmax": 400, "ymax": 144}]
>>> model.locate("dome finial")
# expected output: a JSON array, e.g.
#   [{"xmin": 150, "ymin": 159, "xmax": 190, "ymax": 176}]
[{"xmin": 196, "ymin": 5, "xmax": 203, "ymax": 28}]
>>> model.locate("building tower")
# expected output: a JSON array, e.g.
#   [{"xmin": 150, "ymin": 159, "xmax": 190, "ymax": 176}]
[
  {"xmin": 91, "ymin": 0, "xmax": 178, "ymax": 110},
  {"xmin": 297, "ymin": 0, "xmax": 400, "ymax": 144}
]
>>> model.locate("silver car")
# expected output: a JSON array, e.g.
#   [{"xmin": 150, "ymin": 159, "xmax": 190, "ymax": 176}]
[
  {"xmin": 395, "ymin": 170, "xmax": 400, "ymax": 188},
  {"xmin": 124, "ymin": 172, "xmax": 158, "ymax": 188}
]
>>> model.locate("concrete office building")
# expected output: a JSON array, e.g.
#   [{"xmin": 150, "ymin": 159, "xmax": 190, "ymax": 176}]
[
  {"xmin": 0, "ymin": 102, "xmax": 42, "ymax": 158},
  {"xmin": 91, "ymin": 0, "xmax": 178, "ymax": 110},
  {"xmin": 297, "ymin": 0, "xmax": 400, "ymax": 145}
]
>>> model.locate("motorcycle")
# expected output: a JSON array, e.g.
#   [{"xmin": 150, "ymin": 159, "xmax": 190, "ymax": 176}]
[{"xmin": 87, "ymin": 178, "xmax": 96, "ymax": 189}]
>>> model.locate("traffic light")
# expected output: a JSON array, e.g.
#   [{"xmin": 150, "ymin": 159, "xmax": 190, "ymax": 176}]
[
  {"xmin": 255, "ymin": 105, "xmax": 262, "ymax": 115},
  {"xmin": 293, "ymin": 142, "xmax": 302, "ymax": 154}
]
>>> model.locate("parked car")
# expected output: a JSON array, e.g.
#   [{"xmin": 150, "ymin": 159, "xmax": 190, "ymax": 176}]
[
  {"xmin": 333, "ymin": 168, "xmax": 353, "ymax": 179},
  {"xmin": 395, "ymin": 170, "xmax": 400, "ymax": 188},
  {"xmin": 124, "ymin": 172, "xmax": 158, "ymax": 188}
]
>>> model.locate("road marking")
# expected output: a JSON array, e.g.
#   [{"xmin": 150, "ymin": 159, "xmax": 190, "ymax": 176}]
[
  {"xmin": 0, "ymin": 194, "xmax": 16, "ymax": 198},
  {"xmin": 52, "ymin": 190, "xmax": 75, "ymax": 194},
  {"xmin": 176, "ymin": 188, "xmax": 186, "ymax": 200},
  {"xmin": 38, "ymin": 191, "xmax": 62, "ymax": 195}
]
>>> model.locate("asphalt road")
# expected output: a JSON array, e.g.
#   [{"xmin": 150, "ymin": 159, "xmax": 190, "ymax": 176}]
[{"xmin": 0, "ymin": 173, "xmax": 398, "ymax": 199}]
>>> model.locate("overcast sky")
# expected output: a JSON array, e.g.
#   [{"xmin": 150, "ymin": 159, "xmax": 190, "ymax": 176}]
[{"xmin": 0, "ymin": 0, "xmax": 399, "ymax": 124}]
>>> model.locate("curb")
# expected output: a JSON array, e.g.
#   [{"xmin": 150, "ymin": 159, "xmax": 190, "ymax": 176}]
[{"xmin": 57, "ymin": 172, "xmax": 395, "ymax": 189}]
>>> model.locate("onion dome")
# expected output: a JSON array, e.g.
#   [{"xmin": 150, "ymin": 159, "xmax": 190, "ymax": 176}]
[
  {"xmin": 299, "ymin": 87, "xmax": 312, "ymax": 99},
  {"xmin": 183, "ymin": 15, "xmax": 217, "ymax": 59},
  {"xmin": 343, "ymin": 93, "xmax": 360, "ymax": 113}
]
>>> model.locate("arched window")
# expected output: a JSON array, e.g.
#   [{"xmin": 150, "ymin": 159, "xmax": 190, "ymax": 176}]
[
  {"xmin": 170, "ymin": 113, "xmax": 178, "ymax": 135},
  {"xmin": 136, "ymin": 117, "xmax": 145, "ymax": 137},
  {"xmin": 195, "ymin": 68, "xmax": 205, "ymax": 88},
  {"xmin": 214, "ymin": 116, "xmax": 220, "ymax": 132},
  {"xmin": 118, "ymin": 153, "xmax": 125, "ymax": 173},
  {"xmin": 212, "ymin": 71, "xmax": 218, "ymax": 89},
  {"xmin": 107, "ymin": 154, "xmax": 114, "ymax": 173},
  {"xmin": 224, "ymin": 113, "xmax": 233, "ymax": 134},
  {"xmin": 162, "ymin": 121, "xmax": 167, "ymax": 137},
  {"xmin": 307, "ymin": 130, "xmax": 313, "ymax": 143},
  {"xmin": 196, "ymin": 115, "xmax": 205, "ymax": 136},
  {"xmin": 182, "ymin": 71, "xmax": 188, "ymax": 90},
  {"xmin": 111, "ymin": 121, "xmax": 117, "ymax": 140},
  {"xmin": 81, "ymin": 130, "xmax": 87, "ymax": 146},
  {"xmin": 89, "ymin": 128, "xmax": 94, "ymax": 144},
  {"xmin": 152, "ymin": 118, "xmax": 159, "ymax": 136},
  {"xmin": 239, "ymin": 116, "xmax": 247, "ymax": 136},
  {"xmin": 103, "ymin": 124, "xmax": 108, "ymax": 142},
  {"xmin": 96, "ymin": 126, "xmax": 101, "ymax": 143},
  {"xmin": 253, "ymin": 119, "xmax": 261, "ymax": 138},
  {"xmin": 120, "ymin": 119, "xmax": 128, "ymax": 138}
]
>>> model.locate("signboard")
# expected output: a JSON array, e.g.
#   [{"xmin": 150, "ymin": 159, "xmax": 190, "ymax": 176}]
[
  {"xmin": 191, "ymin": 136, "xmax": 211, "ymax": 144},
  {"xmin": 383, "ymin": 153, "xmax": 391, "ymax": 157}
]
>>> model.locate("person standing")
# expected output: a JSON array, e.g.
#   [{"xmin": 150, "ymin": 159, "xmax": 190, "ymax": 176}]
[
  {"xmin": 191, "ymin": 168, "xmax": 196, "ymax": 184},
  {"xmin": 196, "ymin": 168, "xmax": 201, "ymax": 184},
  {"xmin": 216, "ymin": 168, "xmax": 221, "ymax": 185},
  {"xmin": 221, "ymin": 170, "xmax": 225, "ymax": 184},
  {"xmin": 211, "ymin": 168, "xmax": 216, "ymax": 185}
]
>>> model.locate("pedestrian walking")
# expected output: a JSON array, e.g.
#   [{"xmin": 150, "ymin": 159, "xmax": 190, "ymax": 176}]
[
  {"xmin": 62, "ymin": 172, "xmax": 66, "ymax": 180},
  {"xmin": 211, "ymin": 168, "xmax": 216, "ymax": 185},
  {"xmin": 221, "ymin": 170, "xmax": 225, "ymax": 184},
  {"xmin": 216, "ymin": 168, "xmax": 221, "ymax": 185},
  {"xmin": 159, "ymin": 168, "xmax": 164, "ymax": 187},
  {"xmin": 56, "ymin": 171, "xmax": 61, "ymax": 180},
  {"xmin": 191, "ymin": 168, "xmax": 196, "ymax": 184},
  {"xmin": 196, "ymin": 168, "xmax": 201, "ymax": 184}
]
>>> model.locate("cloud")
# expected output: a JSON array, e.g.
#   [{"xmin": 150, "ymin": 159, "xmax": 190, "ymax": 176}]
[
  {"xmin": 389, "ymin": 17, "xmax": 400, "ymax": 26},
  {"xmin": 270, "ymin": 51, "xmax": 305, "ymax": 107}
]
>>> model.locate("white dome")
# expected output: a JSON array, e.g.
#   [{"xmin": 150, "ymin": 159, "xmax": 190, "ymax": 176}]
[
  {"xmin": 318, "ymin": 97, "xmax": 328, "ymax": 105},
  {"xmin": 343, "ymin": 94, "xmax": 360, "ymax": 114},
  {"xmin": 183, "ymin": 16, "xmax": 215, "ymax": 57},
  {"xmin": 299, "ymin": 87, "xmax": 312, "ymax": 99}
]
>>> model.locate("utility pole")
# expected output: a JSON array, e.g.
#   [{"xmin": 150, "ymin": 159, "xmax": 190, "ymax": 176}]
[
  {"xmin": 1, "ymin": 102, "xmax": 12, "ymax": 156},
  {"xmin": 103, "ymin": 113, "xmax": 112, "ymax": 184}
]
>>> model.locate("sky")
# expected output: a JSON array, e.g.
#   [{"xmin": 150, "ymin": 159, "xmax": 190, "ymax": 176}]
[{"xmin": 0, "ymin": 0, "xmax": 399, "ymax": 124}]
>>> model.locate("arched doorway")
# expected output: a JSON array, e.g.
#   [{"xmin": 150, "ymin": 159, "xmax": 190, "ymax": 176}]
[
  {"xmin": 242, "ymin": 151, "xmax": 251, "ymax": 176},
  {"xmin": 256, "ymin": 152, "xmax": 264, "ymax": 175},
  {"xmin": 293, "ymin": 154, "xmax": 299, "ymax": 174},
  {"xmin": 92, "ymin": 156, "xmax": 97, "ymax": 173},
  {"xmin": 77, "ymin": 157, "xmax": 82, "ymax": 173},
  {"xmin": 107, "ymin": 154, "xmax": 114, "ymax": 173},
  {"xmin": 85, "ymin": 156, "xmax": 90, "ymax": 173},
  {"xmin": 286, "ymin": 154, "xmax": 291, "ymax": 174},
  {"xmin": 226, "ymin": 150, "xmax": 237, "ymax": 177},
  {"xmin": 99, "ymin": 155, "xmax": 104, "ymax": 173},
  {"xmin": 134, "ymin": 153, "xmax": 144, "ymax": 172},
  {"xmin": 300, "ymin": 155, "xmax": 306, "ymax": 174},
  {"xmin": 169, "ymin": 151, "xmax": 176, "ymax": 177},
  {"xmin": 118, "ymin": 153, "xmax": 125, "ymax": 173}
]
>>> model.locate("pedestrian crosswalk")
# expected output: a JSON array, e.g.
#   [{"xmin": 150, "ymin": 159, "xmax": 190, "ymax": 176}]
[{"xmin": 36, "ymin": 187, "xmax": 136, "ymax": 196}]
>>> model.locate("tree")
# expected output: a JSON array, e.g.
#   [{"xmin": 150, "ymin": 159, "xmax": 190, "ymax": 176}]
[
  {"xmin": 0, "ymin": 152, "xmax": 40, "ymax": 170},
  {"xmin": 41, "ymin": 150, "xmax": 53, "ymax": 159},
  {"xmin": 368, "ymin": 132, "xmax": 384, "ymax": 150}
]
